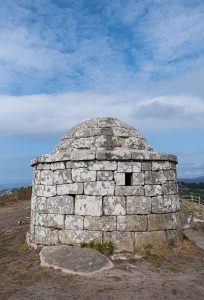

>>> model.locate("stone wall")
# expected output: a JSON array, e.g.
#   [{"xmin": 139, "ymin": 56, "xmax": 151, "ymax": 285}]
[{"xmin": 29, "ymin": 159, "xmax": 181, "ymax": 252}]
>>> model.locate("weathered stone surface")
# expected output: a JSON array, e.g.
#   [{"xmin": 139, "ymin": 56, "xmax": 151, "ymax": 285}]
[
  {"xmin": 115, "ymin": 185, "xmax": 144, "ymax": 196},
  {"xmin": 103, "ymin": 196, "xmax": 126, "ymax": 215},
  {"xmin": 57, "ymin": 183, "xmax": 83, "ymax": 195},
  {"xmin": 35, "ymin": 226, "xmax": 59, "ymax": 245},
  {"xmin": 35, "ymin": 196, "xmax": 47, "ymax": 213},
  {"xmin": 72, "ymin": 168, "xmax": 96, "ymax": 182},
  {"xmin": 65, "ymin": 215, "xmax": 84, "ymax": 230},
  {"xmin": 53, "ymin": 169, "xmax": 72, "ymax": 184},
  {"xmin": 50, "ymin": 162, "xmax": 65, "ymax": 170},
  {"xmin": 134, "ymin": 231, "xmax": 166, "ymax": 251},
  {"xmin": 97, "ymin": 170, "xmax": 113, "ymax": 181},
  {"xmin": 144, "ymin": 185, "xmax": 162, "ymax": 197},
  {"xmin": 75, "ymin": 195, "xmax": 102, "ymax": 216},
  {"xmin": 84, "ymin": 181, "xmax": 114, "ymax": 196},
  {"xmin": 166, "ymin": 229, "xmax": 183, "ymax": 246},
  {"xmin": 117, "ymin": 215, "xmax": 147, "ymax": 231},
  {"xmin": 40, "ymin": 246, "xmax": 113, "ymax": 275},
  {"xmin": 114, "ymin": 172, "xmax": 125, "ymax": 185},
  {"xmin": 35, "ymin": 185, "xmax": 56, "ymax": 197},
  {"xmin": 70, "ymin": 149, "xmax": 95, "ymax": 160},
  {"xmin": 126, "ymin": 196, "xmax": 151, "ymax": 214},
  {"xmin": 66, "ymin": 161, "xmax": 88, "ymax": 168},
  {"xmin": 148, "ymin": 212, "xmax": 181, "ymax": 231},
  {"xmin": 144, "ymin": 171, "xmax": 167, "ymax": 185},
  {"xmin": 33, "ymin": 170, "xmax": 41, "ymax": 184},
  {"xmin": 132, "ymin": 173, "xmax": 144, "ymax": 185},
  {"xmin": 96, "ymin": 149, "xmax": 131, "ymax": 160},
  {"xmin": 151, "ymin": 195, "xmax": 180, "ymax": 213},
  {"xmin": 84, "ymin": 216, "xmax": 116, "ymax": 231},
  {"xmin": 47, "ymin": 196, "xmax": 74, "ymax": 214},
  {"xmin": 141, "ymin": 162, "xmax": 152, "ymax": 171},
  {"xmin": 118, "ymin": 162, "xmax": 141, "ymax": 172},
  {"xmin": 88, "ymin": 161, "xmax": 117, "ymax": 171},
  {"xmin": 162, "ymin": 182, "xmax": 178, "ymax": 195},
  {"xmin": 40, "ymin": 170, "xmax": 54, "ymax": 185},
  {"xmin": 72, "ymin": 137, "xmax": 94, "ymax": 149},
  {"xmin": 36, "ymin": 163, "xmax": 51, "ymax": 170},
  {"xmin": 152, "ymin": 161, "xmax": 172, "ymax": 171},
  {"xmin": 104, "ymin": 231, "xmax": 134, "ymax": 252},
  {"xmin": 59, "ymin": 229, "xmax": 102, "ymax": 244},
  {"xmin": 35, "ymin": 213, "xmax": 64, "ymax": 229}
]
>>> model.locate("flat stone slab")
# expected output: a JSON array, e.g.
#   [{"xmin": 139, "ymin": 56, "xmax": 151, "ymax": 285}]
[
  {"xmin": 183, "ymin": 229, "xmax": 204, "ymax": 251},
  {"xmin": 40, "ymin": 245, "xmax": 114, "ymax": 275}
]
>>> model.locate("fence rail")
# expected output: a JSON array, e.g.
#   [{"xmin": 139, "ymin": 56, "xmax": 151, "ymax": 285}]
[{"xmin": 180, "ymin": 195, "xmax": 204, "ymax": 206}]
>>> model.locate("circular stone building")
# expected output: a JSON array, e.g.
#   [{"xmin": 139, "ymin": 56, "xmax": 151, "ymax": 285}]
[{"xmin": 28, "ymin": 117, "xmax": 182, "ymax": 252}]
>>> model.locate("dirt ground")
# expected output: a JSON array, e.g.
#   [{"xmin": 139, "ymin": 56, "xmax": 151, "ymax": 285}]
[{"xmin": 0, "ymin": 200, "xmax": 204, "ymax": 300}]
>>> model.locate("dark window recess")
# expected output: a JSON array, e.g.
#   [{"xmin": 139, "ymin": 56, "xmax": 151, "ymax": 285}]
[{"xmin": 125, "ymin": 173, "xmax": 133, "ymax": 186}]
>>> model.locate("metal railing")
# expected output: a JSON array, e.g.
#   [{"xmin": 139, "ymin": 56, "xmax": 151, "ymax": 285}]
[{"xmin": 180, "ymin": 194, "xmax": 204, "ymax": 206}]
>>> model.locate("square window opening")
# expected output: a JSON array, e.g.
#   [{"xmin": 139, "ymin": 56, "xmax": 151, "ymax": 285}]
[{"xmin": 125, "ymin": 173, "xmax": 133, "ymax": 186}]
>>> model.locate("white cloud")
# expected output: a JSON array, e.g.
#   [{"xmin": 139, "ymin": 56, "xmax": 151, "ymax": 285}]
[{"xmin": 0, "ymin": 92, "xmax": 203, "ymax": 137}]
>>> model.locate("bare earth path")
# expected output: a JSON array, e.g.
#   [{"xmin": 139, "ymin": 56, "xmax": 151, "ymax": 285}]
[{"xmin": 0, "ymin": 200, "xmax": 204, "ymax": 300}]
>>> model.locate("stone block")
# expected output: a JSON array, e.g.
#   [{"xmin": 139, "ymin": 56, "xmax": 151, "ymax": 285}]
[
  {"xmin": 103, "ymin": 231, "xmax": 134, "ymax": 252},
  {"xmin": 65, "ymin": 215, "xmax": 84, "ymax": 230},
  {"xmin": 163, "ymin": 170, "xmax": 176, "ymax": 181},
  {"xmin": 88, "ymin": 161, "xmax": 117, "ymax": 171},
  {"xmin": 59, "ymin": 229, "xmax": 102, "ymax": 245},
  {"xmin": 162, "ymin": 182, "xmax": 178, "ymax": 195},
  {"xmin": 35, "ymin": 197, "xmax": 47, "ymax": 213},
  {"xmin": 40, "ymin": 170, "xmax": 54, "ymax": 185},
  {"xmin": 97, "ymin": 170, "xmax": 113, "ymax": 181},
  {"xmin": 84, "ymin": 181, "xmax": 115, "ymax": 196},
  {"xmin": 53, "ymin": 169, "xmax": 72, "ymax": 184},
  {"xmin": 126, "ymin": 196, "xmax": 151, "ymax": 214},
  {"xmin": 35, "ymin": 185, "xmax": 56, "ymax": 197},
  {"xmin": 35, "ymin": 226, "xmax": 59, "ymax": 245},
  {"xmin": 33, "ymin": 170, "xmax": 41, "ymax": 184},
  {"xmin": 144, "ymin": 171, "xmax": 167, "ymax": 185},
  {"xmin": 134, "ymin": 231, "xmax": 166, "ymax": 252},
  {"xmin": 141, "ymin": 162, "xmax": 152, "ymax": 171},
  {"xmin": 66, "ymin": 161, "xmax": 88, "ymax": 168},
  {"xmin": 115, "ymin": 186, "xmax": 144, "ymax": 196},
  {"xmin": 118, "ymin": 162, "xmax": 141, "ymax": 172},
  {"xmin": 72, "ymin": 168, "xmax": 96, "ymax": 182},
  {"xmin": 148, "ymin": 212, "xmax": 181, "ymax": 231},
  {"xmin": 47, "ymin": 195, "xmax": 74, "ymax": 214},
  {"xmin": 96, "ymin": 149, "xmax": 131, "ymax": 160},
  {"xmin": 132, "ymin": 173, "xmax": 144, "ymax": 185},
  {"xmin": 114, "ymin": 172, "xmax": 125, "ymax": 185},
  {"xmin": 152, "ymin": 161, "xmax": 172, "ymax": 171},
  {"xmin": 151, "ymin": 195, "xmax": 180, "ymax": 213},
  {"xmin": 57, "ymin": 183, "xmax": 83, "ymax": 195},
  {"xmin": 50, "ymin": 162, "xmax": 65, "ymax": 170},
  {"xmin": 144, "ymin": 185, "xmax": 162, "ymax": 197},
  {"xmin": 36, "ymin": 163, "xmax": 51, "ymax": 170},
  {"xmin": 103, "ymin": 196, "xmax": 126, "ymax": 215},
  {"xmin": 117, "ymin": 215, "xmax": 147, "ymax": 231},
  {"xmin": 72, "ymin": 137, "xmax": 94, "ymax": 149},
  {"xmin": 75, "ymin": 195, "xmax": 102, "ymax": 216},
  {"xmin": 84, "ymin": 216, "xmax": 116, "ymax": 231},
  {"xmin": 70, "ymin": 149, "xmax": 95, "ymax": 160},
  {"xmin": 166, "ymin": 228, "xmax": 183, "ymax": 246},
  {"xmin": 35, "ymin": 213, "xmax": 64, "ymax": 229}
]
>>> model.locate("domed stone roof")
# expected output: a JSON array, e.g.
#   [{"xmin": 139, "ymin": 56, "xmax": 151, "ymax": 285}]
[{"xmin": 54, "ymin": 117, "xmax": 151, "ymax": 153}]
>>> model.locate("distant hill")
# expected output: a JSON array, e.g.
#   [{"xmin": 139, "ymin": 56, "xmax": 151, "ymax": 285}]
[
  {"xmin": 0, "ymin": 182, "xmax": 31, "ymax": 191},
  {"xmin": 178, "ymin": 176, "xmax": 204, "ymax": 184}
]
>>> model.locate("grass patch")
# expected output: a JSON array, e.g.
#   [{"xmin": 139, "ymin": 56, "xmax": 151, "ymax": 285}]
[
  {"xmin": 80, "ymin": 240, "xmax": 113, "ymax": 255},
  {"xmin": 168, "ymin": 265, "xmax": 183, "ymax": 273},
  {"xmin": 180, "ymin": 200, "xmax": 204, "ymax": 215}
]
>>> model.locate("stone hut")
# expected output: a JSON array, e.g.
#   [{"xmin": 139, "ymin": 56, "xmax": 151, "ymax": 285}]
[{"xmin": 28, "ymin": 117, "xmax": 181, "ymax": 252}]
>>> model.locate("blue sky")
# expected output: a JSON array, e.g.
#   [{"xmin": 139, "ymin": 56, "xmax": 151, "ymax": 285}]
[{"xmin": 0, "ymin": 0, "xmax": 204, "ymax": 185}]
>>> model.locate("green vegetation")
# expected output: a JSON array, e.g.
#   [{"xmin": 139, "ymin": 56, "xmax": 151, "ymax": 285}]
[
  {"xmin": 80, "ymin": 240, "xmax": 113, "ymax": 255},
  {"xmin": 179, "ymin": 182, "xmax": 204, "ymax": 200}
]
